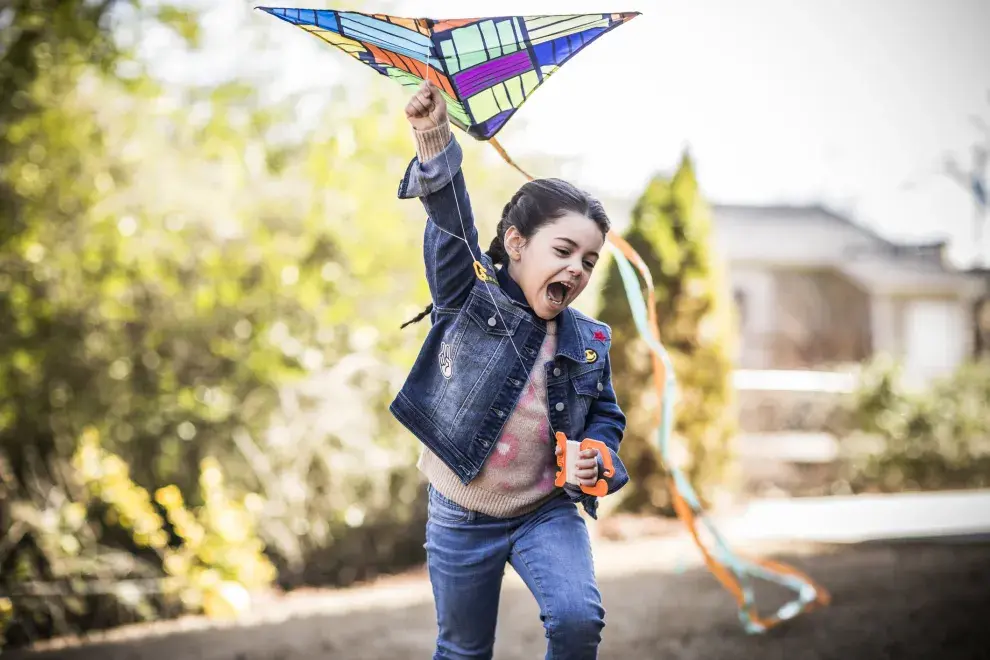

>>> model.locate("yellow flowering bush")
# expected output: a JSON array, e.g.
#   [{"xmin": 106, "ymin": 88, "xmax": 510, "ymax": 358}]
[{"xmin": 74, "ymin": 428, "xmax": 276, "ymax": 619}]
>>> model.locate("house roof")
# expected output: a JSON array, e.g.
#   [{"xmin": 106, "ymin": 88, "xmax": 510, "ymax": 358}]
[{"xmin": 710, "ymin": 204, "xmax": 983, "ymax": 298}]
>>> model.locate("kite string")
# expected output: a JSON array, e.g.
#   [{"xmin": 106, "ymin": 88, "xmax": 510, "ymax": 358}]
[
  {"xmin": 421, "ymin": 48, "xmax": 559, "ymax": 443},
  {"xmin": 415, "ymin": 46, "xmax": 828, "ymax": 633}
]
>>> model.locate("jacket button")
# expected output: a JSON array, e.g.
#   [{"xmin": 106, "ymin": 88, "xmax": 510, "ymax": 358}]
[
  {"xmin": 555, "ymin": 402, "xmax": 565, "ymax": 412},
  {"xmin": 488, "ymin": 317, "xmax": 496, "ymax": 327},
  {"xmin": 597, "ymin": 382, "xmax": 604, "ymax": 391},
  {"xmin": 553, "ymin": 367, "xmax": 562, "ymax": 377}
]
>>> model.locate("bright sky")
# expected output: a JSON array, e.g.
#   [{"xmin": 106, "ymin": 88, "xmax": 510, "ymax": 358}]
[{"xmin": 140, "ymin": 0, "xmax": 990, "ymax": 267}]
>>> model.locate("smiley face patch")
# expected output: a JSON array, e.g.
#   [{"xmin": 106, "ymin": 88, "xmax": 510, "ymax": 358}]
[{"xmin": 584, "ymin": 348, "xmax": 598, "ymax": 364}]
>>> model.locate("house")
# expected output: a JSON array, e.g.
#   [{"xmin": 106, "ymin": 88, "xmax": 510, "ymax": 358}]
[{"xmin": 710, "ymin": 204, "xmax": 986, "ymax": 388}]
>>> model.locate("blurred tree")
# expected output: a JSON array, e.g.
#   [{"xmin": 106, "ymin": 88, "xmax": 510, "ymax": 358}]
[
  {"xmin": 598, "ymin": 151, "xmax": 737, "ymax": 514},
  {"xmin": 0, "ymin": 0, "xmax": 200, "ymax": 246},
  {"xmin": 1, "ymin": 0, "xmax": 118, "ymax": 243},
  {"xmin": 944, "ymin": 91, "xmax": 989, "ymax": 270}
]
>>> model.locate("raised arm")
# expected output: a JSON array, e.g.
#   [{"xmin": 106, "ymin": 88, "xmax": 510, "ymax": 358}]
[{"xmin": 397, "ymin": 81, "xmax": 482, "ymax": 315}]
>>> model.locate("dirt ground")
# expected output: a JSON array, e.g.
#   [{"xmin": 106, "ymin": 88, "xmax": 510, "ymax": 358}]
[{"xmin": 12, "ymin": 534, "xmax": 990, "ymax": 660}]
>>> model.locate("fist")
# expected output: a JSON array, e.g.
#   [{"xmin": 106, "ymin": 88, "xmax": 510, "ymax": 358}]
[
  {"xmin": 555, "ymin": 444, "xmax": 600, "ymax": 488},
  {"xmin": 405, "ymin": 80, "xmax": 447, "ymax": 131}
]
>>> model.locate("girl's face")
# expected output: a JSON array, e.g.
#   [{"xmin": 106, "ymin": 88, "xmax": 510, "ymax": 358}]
[{"xmin": 504, "ymin": 212, "xmax": 605, "ymax": 320}]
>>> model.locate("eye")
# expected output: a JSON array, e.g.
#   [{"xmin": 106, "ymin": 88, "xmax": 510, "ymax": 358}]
[
  {"xmin": 554, "ymin": 247, "xmax": 570, "ymax": 257},
  {"xmin": 583, "ymin": 260, "xmax": 596, "ymax": 271}
]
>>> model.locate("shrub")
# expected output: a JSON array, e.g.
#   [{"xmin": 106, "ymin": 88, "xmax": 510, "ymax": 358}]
[{"xmin": 598, "ymin": 152, "xmax": 737, "ymax": 514}]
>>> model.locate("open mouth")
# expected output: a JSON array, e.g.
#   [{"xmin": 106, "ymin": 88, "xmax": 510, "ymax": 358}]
[{"xmin": 546, "ymin": 281, "xmax": 573, "ymax": 308}]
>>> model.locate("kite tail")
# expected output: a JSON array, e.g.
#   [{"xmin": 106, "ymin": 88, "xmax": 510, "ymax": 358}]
[
  {"xmin": 607, "ymin": 236, "xmax": 831, "ymax": 633},
  {"xmin": 489, "ymin": 142, "xmax": 830, "ymax": 633}
]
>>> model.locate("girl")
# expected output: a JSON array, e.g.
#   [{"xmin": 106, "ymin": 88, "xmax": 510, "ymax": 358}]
[{"xmin": 390, "ymin": 80, "xmax": 629, "ymax": 660}]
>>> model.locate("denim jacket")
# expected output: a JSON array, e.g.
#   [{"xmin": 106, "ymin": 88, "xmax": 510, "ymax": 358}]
[{"xmin": 389, "ymin": 133, "xmax": 629, "ymax": 518}]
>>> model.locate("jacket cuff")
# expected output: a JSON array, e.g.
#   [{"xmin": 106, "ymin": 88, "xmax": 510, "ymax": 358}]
[
  {"xmin": 397, "ymin": 131, "xmax": 463, "ymax": 199},
  {"xmin": 563, "ymin": 485, "xmax": 600, "ymax": 519},
  {"xmin": 413, "ymin": 121, "xmax": 452, "ymax": 162}
]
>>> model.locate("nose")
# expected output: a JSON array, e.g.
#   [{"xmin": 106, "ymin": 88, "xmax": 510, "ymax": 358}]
[{"xmin": 566, "ymin": 261, "xmax": 582, "ymax": 277}]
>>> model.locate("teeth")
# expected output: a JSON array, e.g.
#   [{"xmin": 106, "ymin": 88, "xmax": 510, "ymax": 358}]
[{"xmin": 546, "ymin": 280, "xmax": 576, "ymax": 308}]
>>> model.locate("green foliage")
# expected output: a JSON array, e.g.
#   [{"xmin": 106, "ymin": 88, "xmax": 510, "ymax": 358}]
[
  {"xmin": 598, "ymin": 152, "xmax": 737, "ymax": 514},
  {"xmin": 0, "ymin": 1, "xmax": 525, "ymax": 648},
  {"xmin": 0, "ymin": 427, "xmax": 276, "ymax": 649},
  {"xmin": 75, "ymin": 429, "xmax": 277, "ymax": 617},
  {"xmin": 839, "ymin": 357, "xmax": 990, "ymax": 492},
  {"xmin": 0, "ymin": 0, "xmax": 191, "ymax": 246}
]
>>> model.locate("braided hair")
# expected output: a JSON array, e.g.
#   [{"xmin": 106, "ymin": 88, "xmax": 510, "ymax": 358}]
[{"xmin": 401, "ymin": 178, "xmax": 610, "ymax": 328}]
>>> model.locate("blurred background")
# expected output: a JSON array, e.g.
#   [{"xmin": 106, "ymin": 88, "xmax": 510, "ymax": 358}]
[{"xmin": 1, "ymin": 0, "xmax": 988, "ymax": 657}]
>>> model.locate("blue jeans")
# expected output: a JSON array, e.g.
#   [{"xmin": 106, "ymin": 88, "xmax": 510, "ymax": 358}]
[{"xmin": 425, "ymin": 485, "xmax": 605, "ymax": 659}]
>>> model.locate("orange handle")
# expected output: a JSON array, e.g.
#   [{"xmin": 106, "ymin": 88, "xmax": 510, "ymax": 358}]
[
  {"xmin": 553, "ymin": 433, "xmax": 614, "ymax": 497},
  {"xmin": 554, "ymin": 432, "xmax": 568, "ymax": 488}
]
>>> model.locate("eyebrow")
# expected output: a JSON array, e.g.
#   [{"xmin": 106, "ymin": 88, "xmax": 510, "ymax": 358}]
[{"xmin": 556, "ymin": 237, "xmax": 600, "ymax": 259}]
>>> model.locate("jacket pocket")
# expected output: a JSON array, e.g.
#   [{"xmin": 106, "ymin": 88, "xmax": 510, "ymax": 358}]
[
  {"xmin": 567, "ymin": 364, "xmax": 605, "ymax": 430},
  {"xmin": 569, "ymin": 364, "xmax": 605, "ymax": 398},
  {"xmin": 463, "ymin": 292, "xmax": 522, "ymax": 337}
]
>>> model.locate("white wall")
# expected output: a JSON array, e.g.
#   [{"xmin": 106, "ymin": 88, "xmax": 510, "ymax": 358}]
[
  {"xmin": 729, "ymin": 266, "xmax": 775, "ymax": 368},
  {"xmin": 901, "ymin": 298, "xmax": 970, "ymax": 387},
  {"xmin": 870, "ymin": 295, "xmax": 898, "ymax": 356}
]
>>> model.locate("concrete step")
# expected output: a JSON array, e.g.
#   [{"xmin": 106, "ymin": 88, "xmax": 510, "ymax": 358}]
[{"xmin": 718, "ymin": 489, "xmax": 990, "ymax": 543}]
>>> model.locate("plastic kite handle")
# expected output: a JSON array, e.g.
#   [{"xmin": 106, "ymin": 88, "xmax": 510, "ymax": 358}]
[{"xmin": 553, "ymin": 433, "xmax": 614, "ymax": 496}]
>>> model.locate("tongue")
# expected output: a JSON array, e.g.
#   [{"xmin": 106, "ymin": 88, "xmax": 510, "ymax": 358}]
[{"xmin": 547, "ymin": 282, "xmax": 565, "ymax": 305}]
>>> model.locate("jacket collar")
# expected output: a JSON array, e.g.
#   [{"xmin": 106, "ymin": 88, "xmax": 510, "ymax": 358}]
[
  {"xmin": 495, "ymin": 263, "xmax": 528, "ymax": 308},
  {"xmin": 495, "ymin": 264, "xmax": 584, "ymax": 364}
]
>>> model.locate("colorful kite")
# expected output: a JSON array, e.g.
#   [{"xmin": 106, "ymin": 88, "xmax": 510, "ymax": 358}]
[
  {"xmin": 258, "ymin": 6, "xmax": 830, "ymax": 634},
  {"xmin": 258, "ymin": 8, "xmax": 637, "ymax": 140}
]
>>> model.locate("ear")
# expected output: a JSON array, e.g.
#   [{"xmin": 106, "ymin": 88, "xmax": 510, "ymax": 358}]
[{"xmin": 503, "ymin": 226, "xmax": 525, "ymax": 261}]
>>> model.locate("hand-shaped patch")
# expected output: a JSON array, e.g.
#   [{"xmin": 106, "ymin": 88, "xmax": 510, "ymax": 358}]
[{"xmin": 438, "ymin": 342, "xmax": 453, "ymax": 379}]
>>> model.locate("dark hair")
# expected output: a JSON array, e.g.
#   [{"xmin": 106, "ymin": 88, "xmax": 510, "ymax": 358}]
[{"xmin": 401, "ymin": 178, "xmax": 610, "ymax": 328}]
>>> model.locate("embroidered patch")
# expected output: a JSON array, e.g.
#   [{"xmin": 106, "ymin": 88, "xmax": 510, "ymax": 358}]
[
  {"xmin": 473, "ymin": 260, "xmax": 496, "ymax": 284},
  {"xmin": 439, "ymin": 342, "xmax": 453, "ymax": 379},
  {"xmin": 592, "ymin": 330, "xmax": 609, "ymax": 343},
  {"xmin": 584, "ymin": 348, "xmax": 599, "ymax": 364}
]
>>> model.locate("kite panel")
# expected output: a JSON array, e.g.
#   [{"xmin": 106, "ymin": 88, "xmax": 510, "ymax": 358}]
[{"xmin": 258, "ymin": 8, "xmax": 640, "ymax": 139}]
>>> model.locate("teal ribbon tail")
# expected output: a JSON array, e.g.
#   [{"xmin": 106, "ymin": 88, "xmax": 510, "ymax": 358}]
[{"xmin": 605, "ymin": 241, "xmax": 828, "ymax": 633}]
